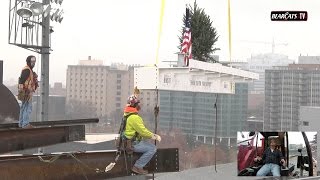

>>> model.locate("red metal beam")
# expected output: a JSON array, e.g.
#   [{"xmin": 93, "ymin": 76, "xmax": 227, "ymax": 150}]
[
  {"xmin": 0, "ymin": 148, "xmax": 179, "ymax": 180},
  {"xmin": 0, "ymin": 125, "xmax": 85, "ymax": 154}
]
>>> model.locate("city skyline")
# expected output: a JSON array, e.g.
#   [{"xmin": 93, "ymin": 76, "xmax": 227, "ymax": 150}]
[{"xmin": 0, "ymin": 0, "xmax": 320, "ymax": 85}]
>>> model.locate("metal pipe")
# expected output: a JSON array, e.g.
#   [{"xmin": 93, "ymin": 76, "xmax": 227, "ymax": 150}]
[
  {"xmin": 302, "ymin": 132, "xmax": 313, "ymax": 176},
  {"xmin": 40, "ymin": 0, "xmax": 50, "ymax": 122}
]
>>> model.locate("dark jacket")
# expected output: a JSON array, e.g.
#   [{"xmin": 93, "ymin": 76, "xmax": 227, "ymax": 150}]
[{"xmin": 262, "ymin": 147, "xmax": 284, "ymax": 165}]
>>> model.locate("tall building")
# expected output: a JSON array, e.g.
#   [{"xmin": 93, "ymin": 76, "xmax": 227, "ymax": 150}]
[
  {"xmin": 247, "ymin": 118, "xmax": 263, "ymax": 131},
  {"xmin": 66, "ymin": 57, "xmax": 135, "ymax": 123},
  {"xmin": 299, "ymin": 106, "xmax": 320, "ymax": 163},
  {"xmin": 245, "ymin": 53, "xmax": 293, "ymax": 94},
  {"xmin": 264, "ymin": 64, "xmax": 320, "ymax": 131},
  {"xmin": 300, "ymin": 106, "xmax": 320, "ymax": 131},
  {"xmin": 298, "ymin": 55, "xmax": 320, "ymax": 64},
  {"xmin": 158, "ymin": 83, "xmax": 248, "ymax": 146}
]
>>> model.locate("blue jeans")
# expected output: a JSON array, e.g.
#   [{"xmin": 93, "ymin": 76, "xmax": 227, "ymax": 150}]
[
  {"xmin": 133, "ymin": 140, "xmax": 157, "ymax": 168},
  {"xmin": 19, "ymin": 101, "xmax": 32, "ymax": 128},
  {"xmin": 257, "ymin": 163, "xmax": 281, "ymax": 176}
]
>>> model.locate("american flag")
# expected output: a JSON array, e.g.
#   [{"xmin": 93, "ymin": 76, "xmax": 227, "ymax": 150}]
[{"xmin": 181, "ymin": 7, "xmax": 192, "ymax": 66}]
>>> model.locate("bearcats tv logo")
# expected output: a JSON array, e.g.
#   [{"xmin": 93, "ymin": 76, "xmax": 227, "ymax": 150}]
[{"xmin": 271, "ymin": 11, "xmax": 308, "ymax": 21}]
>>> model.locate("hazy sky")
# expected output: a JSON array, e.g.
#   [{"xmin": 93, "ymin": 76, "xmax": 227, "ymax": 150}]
[{"xmin": 1, "ymin": 0, "xmax": 320, "ymax": 85}]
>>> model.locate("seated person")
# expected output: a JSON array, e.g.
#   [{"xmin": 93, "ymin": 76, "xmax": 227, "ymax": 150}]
[{"xmin": 254, "ymin": 139, "xmax": 286, "ymax": 176}]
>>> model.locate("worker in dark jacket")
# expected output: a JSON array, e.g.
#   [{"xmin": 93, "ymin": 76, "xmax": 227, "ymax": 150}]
[
  {"xmin": 123, "ymin": 94, "xmax": 161, "ymax": 175},
  {"xmin": 254, "ymin": 139, "xmax": 286, "ymax": 176},
  {"xmin": 18, "ymin": 55, "xmax": 38, "ymax": 128}
]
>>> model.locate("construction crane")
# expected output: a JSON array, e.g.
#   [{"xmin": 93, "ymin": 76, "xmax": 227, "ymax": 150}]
[{"xmin": 240, "ymin": 38, "xmax": 288, "ymax": 54}]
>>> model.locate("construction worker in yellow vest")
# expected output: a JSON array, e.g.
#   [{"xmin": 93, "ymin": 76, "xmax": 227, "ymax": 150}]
[
  {"xmin": 123, "ymin": 94, "xmax": 161, "ymax": 175},
  {"xmin": 18, "ymin": 55, "xmax": 39, "ymax": 128}
]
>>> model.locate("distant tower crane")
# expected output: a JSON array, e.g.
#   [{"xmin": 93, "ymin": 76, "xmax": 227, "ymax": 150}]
[{"xmin": 240, "ymin": 38, "xmax": 288, "ymax": 54}]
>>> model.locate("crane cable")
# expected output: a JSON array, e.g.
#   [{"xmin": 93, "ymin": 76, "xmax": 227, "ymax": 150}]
[
  {"xmin": 155, "ymin": 0, "xmax": 166, "ymax": 65},
  {"xmin": 228, "ymin": 0, "xmax": 232, "ymax": 62},
  {"xmin": 214, "ymin": 0, "xmax": 232, "ymax": 173},
  {"xmin": 152, "ymin": 0, "xmax": 165, "ymax": 179},
  {"xmin": 214, "ymin": 94, "xmax": 218, "ymax": 173}
]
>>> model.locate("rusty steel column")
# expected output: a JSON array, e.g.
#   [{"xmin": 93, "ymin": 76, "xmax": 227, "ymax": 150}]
[
  {"xmin": 0, "ymin": 125, "xmax": 85, "ymax": 154},
  {"xmin": 0, "ymin": 148, "xmax": 179, "ymax": 180}
]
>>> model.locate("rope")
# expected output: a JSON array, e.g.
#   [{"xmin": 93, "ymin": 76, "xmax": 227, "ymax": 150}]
[
  {"xmin": 152, "ymin": 79, "xmax": 160, "ymax": 180},
  {"xmin": 155, "ymin": 0, "xmax": 166, "ymax": 65},
  {"xmin": 128, "ymin": 153, "xmax": 133, "ymax": 175},
  {"xmin": 123, "ymin": 148, "xmax": 129, "ymax": 174},
  {"xmin": 255, "ymin": 132, "xmax": 258, "ymax": 157},
  {"xmin": 102, "ymin": 151, "xmax": 121, "ymax": 173},
  {"xmin": 38, "ymin": 153, "xmax": 106, "ymax": 173},
  {"xmin": 35, "ymin": 53, "xmax": 40, "ymax": 122},
  {"xmin": 37, "ymin": 154, "xmax": 62, "ymax": 163},
  {"xmin": 214, "ymin": 94, "xmax": 218, "ymax": 173},
  {"xmin": 154, "ymin": 0, "xmax": 165, "ymax": 171},
  {"xmin": 77, "ymin": 163, "xmax": 89, "ymax": 180},
  {"xmin": 68, "ymin": 153, "xmax": 103, "ymax": 173},
  {"xmin": 35, "ymin": 53, "xmax": 41, "ymax": 154},
  {"xmin": 154, "ymin": 88, "xmax": 159, "ymax": 139}
]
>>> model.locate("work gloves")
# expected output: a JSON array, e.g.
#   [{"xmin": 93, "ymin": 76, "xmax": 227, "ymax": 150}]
[{"xmin": 151, "ymin": 134, "xmax": 161, "ymax": 142}]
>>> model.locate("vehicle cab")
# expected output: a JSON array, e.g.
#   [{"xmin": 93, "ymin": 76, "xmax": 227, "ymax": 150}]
[{"xmin": 238, "ymin": 131, "xmax": 316, "ymax": 177}]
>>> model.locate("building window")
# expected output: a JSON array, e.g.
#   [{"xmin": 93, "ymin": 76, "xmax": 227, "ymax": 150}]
[
  {"xmin": 117, "ymin": 80, "xmax": 121, "ymax": 84},
  {"xmin": 303, "ymin": 121, "xmax": 309, "ymax": 126},
  {"xmin": 117, "ymin": 91, "xmax": 121, "ymax": 95},
  {"xmin": 117, "ymin": 85, "xmax": 121, "ymax": 90},
  {"xmin": 116, "ymin": 103, "xmax": 121, "ymax": 107},
  {"xmin": 116, "ymin": 97, "xmax": 121, "ymax": 101},
  {"xmin": 117, "ymin": 74, "xmax": 121, "ymax": 78}
]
